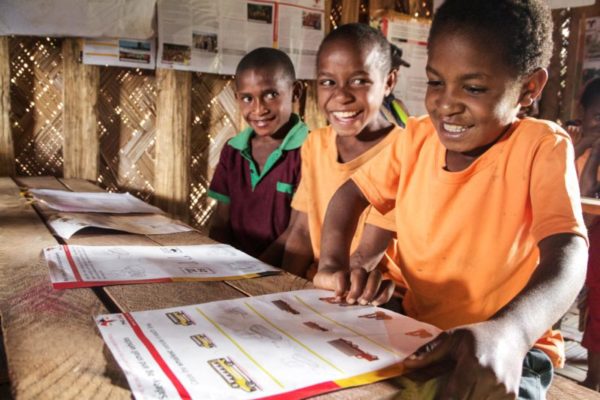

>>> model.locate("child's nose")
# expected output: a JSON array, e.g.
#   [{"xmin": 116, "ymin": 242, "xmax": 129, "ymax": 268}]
[
  {"xmin": 332, "ymin": 85, "xmax": 354, "ymax": 103},
  {"xmin": 437, "ymin": 92, "xmax": 462, "ymax": 115},
  {"xmin": 253, "ymin": 99, "xmax": 268, "ymax": 114}
]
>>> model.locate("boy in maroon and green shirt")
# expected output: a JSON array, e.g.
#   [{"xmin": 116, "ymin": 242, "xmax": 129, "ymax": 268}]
[{"xmin": 208, "ymin": 48, "xmax": 308, "ymax": 261}]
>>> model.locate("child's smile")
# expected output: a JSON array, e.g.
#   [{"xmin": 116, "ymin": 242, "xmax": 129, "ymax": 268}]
[
  {"xmin": 317, "ymin": 38, "xmax": 394, "ymax": 138},
  {"xmin": 236, "ymin": 68, "xmax": 296, "ymax": 139},
  {"xmin": 426, "ymin": 31, "xmax": 525, "ymax": 155}
]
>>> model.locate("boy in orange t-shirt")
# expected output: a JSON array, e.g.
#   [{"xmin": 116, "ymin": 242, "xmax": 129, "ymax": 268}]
[
  {"xmin": 281, "ymin": 24, "xmax": 400, "ymax": 292},
  {"xmin": 315, "ymin": 1, "xmax": 588, "ymax": 398}
]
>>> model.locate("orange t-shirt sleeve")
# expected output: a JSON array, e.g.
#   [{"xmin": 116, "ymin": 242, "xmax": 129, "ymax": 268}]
[
  {"xmin": 530, "ymin": 133, "xmax": 588, "ymax": 245},
  {"xmin": 291, "ymin": 140, "xmax": 310, "ymax": 213},
  {"xmin": 351, "ymin": 135, "xmax": 402, "ymax": 216}
]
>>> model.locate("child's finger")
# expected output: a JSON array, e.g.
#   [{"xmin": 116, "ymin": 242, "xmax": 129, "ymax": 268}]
[
  {"xmin": 357, "ymin": 269, "xmax": 383, "ymax": 305},
  {"xmin": 371, "ymin": 280, "xmax": 395, "ymax": 307},
  {"xmin": 333, "ymin": 270, "xmax": 350, "ymax": 299},
  {"xmin": 346, "ymin": 268, "xmax": 368, "ymax": 305}
]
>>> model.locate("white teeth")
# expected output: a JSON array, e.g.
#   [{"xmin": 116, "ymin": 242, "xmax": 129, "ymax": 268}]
[
  {"xmin": 333, "ymin": 111, "xmax": 359, "ymax": 119},
  {"xmin": 443, "ymin": 123, "xmax": 468, "ymax": 133}
]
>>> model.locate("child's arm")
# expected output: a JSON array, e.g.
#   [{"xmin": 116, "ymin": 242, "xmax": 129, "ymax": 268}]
[
  {"xmin": 259, "ymin": 210, "xmax": 300, "ymax": 267},
  {"xmin": 404, "ymin": 233, "xmax": 587, "ymax": 398},
  {"xmin": 314, "ymin": 180, "xmax": 394, "ymax": 306},
  {"xmin": 208, "ymin": 202, "xmax": 234, "ymax": 245},
  {"xmin": 280, "ymin": 211, "xmax": 314, "ymax": 277}
]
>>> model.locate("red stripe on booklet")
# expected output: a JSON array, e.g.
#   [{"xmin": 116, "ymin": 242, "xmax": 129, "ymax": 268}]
[
  {"xmin": 62, "ymin": 244, "xmax": 83, "ymax": 283},
  {"xmin": 52, "ymin": 277, "xmax": 173, "ymax": 290},
  {"xmin": 123, "ymin": 312, "xmax": 191, "ymax": 399}
]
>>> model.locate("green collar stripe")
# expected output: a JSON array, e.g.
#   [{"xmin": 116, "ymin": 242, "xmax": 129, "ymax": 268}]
[{"xmin": 207, "ymin": 190, "xmax": 231, "ymax": 204}]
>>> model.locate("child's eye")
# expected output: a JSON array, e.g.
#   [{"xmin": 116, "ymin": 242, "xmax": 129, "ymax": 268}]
[
  {"xmin": 426, "ymin": 80, "xmax": 442, "ymax": 88},
  {"xmin": 240, "ymin": 95, "xmax": 252, "ymax": 103},
  {"xmin": 318, "ymin": 79, "xmax": 335, "ymax": 87},
  {"xmin": 465, "ymin": 86, "xmax": 487, "ymax": 94},
  {"xmin": 350, "ymin": 78, "xmax": 368, "ymax": 85},
  {"xmin": 264, "ymin": 92, "xmax": 279, "ymax": 100}
]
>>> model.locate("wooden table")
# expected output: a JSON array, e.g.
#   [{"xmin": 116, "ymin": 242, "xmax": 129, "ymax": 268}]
[{"xmin": 0, "ymin": 176, "xmax": 597, "ymax": 400}]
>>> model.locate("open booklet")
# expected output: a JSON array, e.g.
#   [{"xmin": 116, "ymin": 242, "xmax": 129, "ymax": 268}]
[
  {"xmin": 28, "ymin": 188, "xmax": 163, "ymax": 213},
  {"xmin": 95, "ymin": 289, "xmax": 441, "ymax": 400},
  {"xmin": 47, "ymin": 212, "xmax": 193, "ymax": 239},
  {"xmin": 44, "ymin": 244, "xmax": 281, "ymax": 289}
]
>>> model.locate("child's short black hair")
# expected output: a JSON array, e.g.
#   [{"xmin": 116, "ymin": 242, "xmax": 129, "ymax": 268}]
[
  {"xmin": 235, "ymin": 47, "xmax": 296, "ymax": 83},
  {"xmin": 317, "ymin": 23, "xmax": 391, "ymax": 73},
  {"xmin": 429, "ymin": 0, "xmax": 553, "ymax": 77},
  {"xmin": 581, "ymin": 77, "xmax": 600, "ymax": 110}
]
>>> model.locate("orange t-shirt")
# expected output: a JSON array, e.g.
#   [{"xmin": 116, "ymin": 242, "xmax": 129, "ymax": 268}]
[
  {"xmin": 292, "ymin": 125, "xmax": 398, "ymax": 263},
  {"xmin": 576, "ymin": 147, "xmax": 600, "ymax": 182},
  {"xmin": 352, "ymin": 116, "xmax": 587, "ymax": 367}
]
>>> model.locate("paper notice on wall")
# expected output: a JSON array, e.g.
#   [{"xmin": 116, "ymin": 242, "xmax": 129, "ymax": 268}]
[
  {"xmin": 156, "ymin": 0, "xmax": 324, "ymax": 79},
  {"xmin": 83, "ymin": 38, "xmax": 156, "ymax": 69},
  {"xmin": 380, "ymin": 16, "xmax": 430, "ymax": 117},
  {"xmin": 583, "ymin": 17, "xmax": 600, "ymax": 85},
  {"xmin": 44, "ymin": 244, "xmax": 281, "ymax": 289},
  {"xmin": 95, "ymin": 289, "xmax": 442, "ymax": 399}
]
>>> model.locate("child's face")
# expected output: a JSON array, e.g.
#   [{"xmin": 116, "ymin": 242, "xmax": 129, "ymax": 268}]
[
  {"xmin": 582, "ymin": 97, "xmax": 600, "ymax": 139},
  {"xmin": 425, "ymin": 32, "xmax": 526, "ymax": 153},
  {"xmin": 317, "ymin": 38, "xmax": 395, "ymax": 137},
  {"xmin": 235, "ymin": 67, "xmax": 297, "ymax": 138}
]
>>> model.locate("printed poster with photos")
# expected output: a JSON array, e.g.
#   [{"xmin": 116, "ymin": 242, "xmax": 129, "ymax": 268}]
[
  {"xmin": 583, "ymin": 17, "xmax": 600, "ymax": 86},
  {"xmin": 377, "ymin": 15, "xmax": 431, "ymax": 117},
  {"xmin": 95, "ymin": 289, "xmax": 442, "ymax": 399},
  {"xmin": 157, "ymin": 0, "xmax": 325, "ymax": 79},
  {"xmin": 83, "ymin": 38, "xmax": 156, "ymax": 69}
]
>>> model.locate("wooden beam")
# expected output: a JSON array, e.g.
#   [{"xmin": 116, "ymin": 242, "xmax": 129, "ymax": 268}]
[
  {"xmin": 154, "ymin": 68, "xmax": 191, "ymax": 222},
  {"xmin": 0, "ymin": 37, "xmax": 14, "ymax": 177},
  {"xmin": 341, "ymin": 0, "xmax": 360, "ymax": 24},
  {"xmin": 62, "ymin": 38, "xmax": 99, "ymax": 180}
]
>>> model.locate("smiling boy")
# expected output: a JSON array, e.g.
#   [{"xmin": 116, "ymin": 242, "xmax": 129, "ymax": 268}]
[
  {"xmin": 315, "ymin": 1, "xmax": 588, "ymax": 398},
  {"xmin": 208, "ymin": 48, "xmax": 308, "ymax": 260}
]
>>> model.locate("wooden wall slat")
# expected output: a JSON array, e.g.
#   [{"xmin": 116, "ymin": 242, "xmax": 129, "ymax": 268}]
[
  {"xmin": 62, "ymin": 38, "xmax": 100, "ymax": 181},
  {"xmin": 0, "ymin": 37, "xmax": 14, "ymax": 177},
  {"xmin": 341, "ymin": 0, "xmax": 360, "ymax": 24},
  {"xmin": 154, "ymin": 69, "xmax": 191, "ymax": 222}
]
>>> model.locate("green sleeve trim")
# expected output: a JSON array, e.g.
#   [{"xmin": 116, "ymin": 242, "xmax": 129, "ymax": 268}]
[
  {"xmin": 276, "ymin": 182, "xmax": 294, "ymax": 195},
  {"xmin": 207, "ymin": 190, "xmax": 231, "ymax": 204}
]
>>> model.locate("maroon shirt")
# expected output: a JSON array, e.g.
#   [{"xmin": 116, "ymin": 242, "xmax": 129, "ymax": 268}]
[{"xmin": 208, "ymin": 115, "xmax": 308, "ymax": 257}]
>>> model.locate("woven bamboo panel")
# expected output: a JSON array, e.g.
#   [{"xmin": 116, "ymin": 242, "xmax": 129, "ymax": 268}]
[
  {"xmin": 96, "ymin": 67, "xmax": 157, "ymax": 202},
  {"xmin": 10, "ymin": 37, "xmax": 64, "ymax": 177}
]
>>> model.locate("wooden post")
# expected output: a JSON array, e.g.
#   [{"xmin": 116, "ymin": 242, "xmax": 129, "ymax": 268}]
[
  {"xmin": 341, "ymin": 0, "xmax": 360, "ymax": 24},
  {"xmin": 0, "ymin": 37, "xmax": 14, "ymax": 177},
  {"xmin": 154, "ymin": 68, "xmax": 191, "ymax": 222},
  {"xmin": 324, "ymin": 0, "xmax": 333, "ymax": 34},
  {"xmin": 62, "ymin": 38, "xmax": 99, "ymax": 180}
]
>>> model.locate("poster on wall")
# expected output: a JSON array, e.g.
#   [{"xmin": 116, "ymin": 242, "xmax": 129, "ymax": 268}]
[
  {"xmin": 378, "ymin": 16, "xmax": 430, "ymax": 117},
  {"xmin": 583, "ymin": 17, "xmax": 600, "ymax": 86},
  {"xmin": 156, "ymin": 0, "xmax": 325, "ymax": 79},
  {"xmin": 82, "ymin": 38, "xmax": 156, "ymax": 69}
]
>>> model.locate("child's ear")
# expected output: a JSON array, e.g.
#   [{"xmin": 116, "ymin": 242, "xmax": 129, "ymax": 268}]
[
  {"xmin": 292, "ymin": 80, "xmax": 303, "ymax": 102},
  {"xmin": 519, "ymin": 68, "xmax": 548, "ymax": 107},
  {"xmin": 384, "ymin": 69, "xmax": 398, "ymax": 97}
]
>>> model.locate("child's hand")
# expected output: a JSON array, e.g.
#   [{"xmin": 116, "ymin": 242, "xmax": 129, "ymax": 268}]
[
  {"xmin": 404, "ymin": 321, "xmax": 528, "ymax": 399},
  {"xmin": 313, "ymin": 267, "xmax": 395, "ymax": 306},
  {"xmin": 566, "ymin": 124, "xmax": 582, "ymax": 143}
]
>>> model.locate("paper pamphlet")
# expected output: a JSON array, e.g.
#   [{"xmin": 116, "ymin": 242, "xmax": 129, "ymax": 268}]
[
  {"xmin": 44, "ymin": 244, "xmax": 281, "ymax": 289},
  {"xmin": 28, "ymin": 189, "xmax": 163, "ymax": 214},
  {"xmin": 83, "ymin": 38, "xmax": 156, "ymax": 69},
  {"xmin": 95, "ymin": 289, "xmax": 442, "ymax": 399},
  {"xmin": 47, "ymin": 213, "xmax": 193, "ymax": 239}
]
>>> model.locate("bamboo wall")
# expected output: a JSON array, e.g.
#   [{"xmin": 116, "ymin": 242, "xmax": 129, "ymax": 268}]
[{"xmin": 0, "ymin": 0, "xmax": 592, "ymax": 230}]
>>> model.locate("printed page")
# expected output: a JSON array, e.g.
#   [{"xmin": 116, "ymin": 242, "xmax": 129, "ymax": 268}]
[
  {"xmin": 96, "ymin": 289, "xmax": 442, "ymax": 399},
  {"xmin": 28, "ymin": 189, "xmax": 163, "ymax": 214},
  {"xmin": 383, "ymin": 17, "xmax": 430, "ymax": 117},
  {"xmin": 44, "ymin": 244, "xmax": 281, "ymax": 289},
  {"xmin": 277, "ymin": 1, "xmax": 324, "ymax": 79},
  {"xmin": 47, "ymin": 213, "xmax": 193, "ymax": 239},
  {"xmin": 83, "ymin": 38, "xmax": 156, "ymax": 70},
  {"xmin": 157, "ymin": 0, "xmax": 194, "ymax": 68}
]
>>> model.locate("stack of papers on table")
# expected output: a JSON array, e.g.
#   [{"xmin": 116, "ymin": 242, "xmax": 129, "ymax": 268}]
[
  {"xmin": 47, "ymin": 212, "xmax": 193, "ymax": 239},
  {"xmin": 44, "ymin": 244, "xmax": 281, "ymax": 289},
  {"xmin": 95, "ymin": 289, "xmax": 442, "ymax": 400},
  {"xmin": 28, "ymin": 189, "xmax": 163, "ymax": 214}
]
